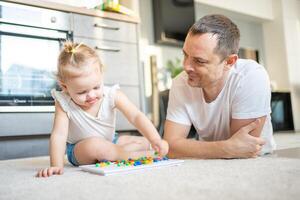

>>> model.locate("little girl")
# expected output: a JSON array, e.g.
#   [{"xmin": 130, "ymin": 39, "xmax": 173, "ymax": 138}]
[{"xmin": 37, "ymin": 41, "xmax": 168, "ymax": 177}]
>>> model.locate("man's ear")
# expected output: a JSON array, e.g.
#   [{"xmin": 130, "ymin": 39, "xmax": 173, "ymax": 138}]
[{"xmin": 224, "ymin": 54, "xmax": 238, "ymax": 70}]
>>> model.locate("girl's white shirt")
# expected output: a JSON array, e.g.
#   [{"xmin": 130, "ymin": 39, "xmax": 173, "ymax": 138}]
[{"xmin": 51, "ymin": 84, "xmax": 120, "ymax": 144}]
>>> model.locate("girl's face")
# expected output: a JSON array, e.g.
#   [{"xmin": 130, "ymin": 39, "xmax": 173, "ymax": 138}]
[{"xmin": 61, "ymin": 63, "xmax": 103, "ymax": 110}]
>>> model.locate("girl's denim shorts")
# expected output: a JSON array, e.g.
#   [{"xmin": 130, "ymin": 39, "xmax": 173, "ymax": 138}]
[{"xmin": 66, "ymin": 133, "xmax": 119, "ymax": 166}]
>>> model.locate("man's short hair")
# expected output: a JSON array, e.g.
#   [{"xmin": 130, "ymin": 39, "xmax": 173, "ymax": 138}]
[{"xmin": 189, "ymin": 14, "xmax": 240, "ymax": 60}]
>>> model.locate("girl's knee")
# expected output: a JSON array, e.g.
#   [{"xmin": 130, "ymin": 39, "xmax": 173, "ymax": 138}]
[
  {"xmin": 75, "ymin": 137, "xmax": 122, "ymax": 162},
  {"xmin": 76, "ymin": 137, "xmax": 107, "ymax": 157},
  {"xmin": 117, "ymin": 135, "xmax": 131, "ymax": 144},
  {"xmin": 89, "ymin": 137, "xmax": 119, "ymax": 161}
]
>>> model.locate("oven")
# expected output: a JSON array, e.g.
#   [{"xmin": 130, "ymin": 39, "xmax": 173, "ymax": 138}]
[
  {"xmin": 0, "ymin": 1, "xmax": 72, "ymax": 112},
  {"xmin": 0, "ymin": 1, "xmax": 72, "ymax": 160}
]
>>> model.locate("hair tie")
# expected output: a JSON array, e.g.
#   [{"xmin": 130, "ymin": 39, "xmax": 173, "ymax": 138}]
[
  {"xmin": 72, "ymin": 42, "xmax": 83, "ymax": 53},
  {"xmin": 65, "ymin": 42, "xmax": 83, "ymax": 54}
]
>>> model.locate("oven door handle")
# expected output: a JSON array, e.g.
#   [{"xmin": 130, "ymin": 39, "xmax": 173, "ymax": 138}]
[
  {"xmin": 0, "ymin": 18, "xmax": 25, "ymax": 27},
  {"xmin": 0, "ymin": 19, "xmax": 69, "ymax": 40},
  {"xmin": 0, "ymin": 29, "xmax": 68, "ymax": 41}
]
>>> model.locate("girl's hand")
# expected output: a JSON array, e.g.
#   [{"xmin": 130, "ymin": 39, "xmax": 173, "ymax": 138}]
[
  {"xmin": 36, "ymin": 166, "xmax": 64, "ymax": 178},
  {"xmin": 151, "ymin": 139, "xmax": 169, "ymax": 157}
]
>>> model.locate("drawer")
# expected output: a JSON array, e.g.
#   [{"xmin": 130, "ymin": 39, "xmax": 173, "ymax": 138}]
[
  {"xmin": 0, "ymin": 113, "xmax": 54, "ymax": 137},
  {"xmin": 0, "ymin": 1, "xmax": 71, "ymax": 31},
  {"xmin": 74, "ymin": 37, "xmax": 140, "ymax": 86},
  {"xmin": 0, "ymin": 137, "xmax": 49, "ymax": 160},
  {"xmin": 115, "ymin": 86, "xmax": 141, "ymax": 131},
  {"xmin": 72, "ymin": 14, "xmax": 137, "ymax": 43}
]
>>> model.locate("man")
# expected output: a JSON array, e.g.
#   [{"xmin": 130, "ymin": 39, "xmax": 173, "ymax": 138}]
[{"xmin": 164, "ymin": 14, "xmax": 276, "ymax": 159}]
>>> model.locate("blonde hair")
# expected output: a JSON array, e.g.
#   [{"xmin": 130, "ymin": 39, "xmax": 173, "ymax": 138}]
[{"xmin": 57, "ymin": 41, "xmax": 103, "ymax": 82}]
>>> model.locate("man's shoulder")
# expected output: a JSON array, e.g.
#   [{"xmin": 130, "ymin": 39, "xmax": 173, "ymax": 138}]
[
  {"xmin": 232, "ymin": 59, "xmax": 269, "ymax": 82},
  {"xmin": 234, "ymin": 59, "xmax": 265, "ymax": 74}
]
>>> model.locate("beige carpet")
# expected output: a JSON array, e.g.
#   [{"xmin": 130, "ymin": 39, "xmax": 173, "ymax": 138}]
[{"xmin": 0, "ymin": 153, "xmax": 300, "ymax": 200}]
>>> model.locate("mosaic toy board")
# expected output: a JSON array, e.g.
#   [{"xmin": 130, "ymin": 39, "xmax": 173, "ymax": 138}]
[{"xmin": 80, "ymin": 159, "xmax": 184, "ymax": 176}]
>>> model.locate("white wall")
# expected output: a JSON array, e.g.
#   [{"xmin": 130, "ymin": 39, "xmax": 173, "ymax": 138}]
[
  {"xmin": 262, "ymin": 0, "xmax": 300, "ymax": 131},
  {"xmin": 195, "ymin": 0, "xmax": 274, "ymax": 20},
  {"xmin": 138, "ymin": 0, "xmax": 183, "ymax": 114},
  {"xmin": 194, "ymin": 3, "xmax": 266, "ymax": 65},
  {"xmin": 281, "ymin": 0, "xmax": 300, "ymax": 130},
  {"xmin": 262, "ymin": 0, "xmax": 290, "ymax": 91}
]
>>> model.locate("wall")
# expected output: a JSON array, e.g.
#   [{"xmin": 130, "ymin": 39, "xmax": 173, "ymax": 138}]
[
  {"xmin": 262, "ymin": 0, "xmax": 300, "ymax": 131},
  {"xmin": 194, "ymin": 0, "xmax": 274, "ymax": 20},
  {"xmin": 262, "ymin": 0, "xmax": 290, "ymax": 91},
  {"xmin": 138, "ymin": 0, "xmax": 183, "ymax": 115},
  {"xmin": 281, "ymin": 0, "xmax": 300, "ymax": 130},
  {"xmin": 194, "ymin": 3, "xmax": 266, "ymax": 66}
]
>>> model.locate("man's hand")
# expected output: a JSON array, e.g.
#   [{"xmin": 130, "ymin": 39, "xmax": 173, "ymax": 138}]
[
  {"xmin": 224, "ymin": 120, "xmax": 266, "ymax": 158},
  {"xmin": 150, "ymin": 139, "xmax": 169, "ymax": 157},
  {"xmin": 36, "ymin": 166, "xmax": 64, "ymax": 178}
]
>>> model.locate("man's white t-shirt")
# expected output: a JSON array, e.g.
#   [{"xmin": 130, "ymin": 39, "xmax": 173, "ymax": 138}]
[{"xmin": 167, "ymin": 59, "xmax": 276, "ymax": 154}]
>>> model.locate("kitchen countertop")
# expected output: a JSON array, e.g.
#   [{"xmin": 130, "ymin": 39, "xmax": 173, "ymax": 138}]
[{"xmin": 2, "ymin": 0, "xmax": 139, "ymax": 23}]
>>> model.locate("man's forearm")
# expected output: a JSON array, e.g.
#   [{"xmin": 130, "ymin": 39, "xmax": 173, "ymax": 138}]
[{"xmin": 168, "ymin": 138, "xmax": 230, "ymax": 159}]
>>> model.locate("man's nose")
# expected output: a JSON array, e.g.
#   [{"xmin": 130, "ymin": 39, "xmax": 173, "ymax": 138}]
[{"xmin": 184, "ymin": 59, "xmax": 193, "ymax": 72}]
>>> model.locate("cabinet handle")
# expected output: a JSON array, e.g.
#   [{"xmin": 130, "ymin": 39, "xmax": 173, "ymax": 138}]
[
  {"xmin": 95, "ymin": 46, "xmax": 120, "ymax": 52},
  {"xmin": 94, "ymin": 23, "xmax": 120, "ymax": 30}
]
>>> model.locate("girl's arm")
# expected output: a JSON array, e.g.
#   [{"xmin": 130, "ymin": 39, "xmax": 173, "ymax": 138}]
[
  {"xmin": 36, "ymin": 101, "xmax": 69, "ymax": 177},
  {"xmin": 50, "ymin": 101, "xmax": 69, "ymax": 168},
  {"xmin": 115, "ymin": 90, "xmax": 168, "ymax": 155},
  {"xmin": 115, "ymin": 90, "xmax": 161, "ymax": 142}
]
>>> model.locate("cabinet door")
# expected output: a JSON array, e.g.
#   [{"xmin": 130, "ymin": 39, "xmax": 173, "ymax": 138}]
[
  {"xmin": 74, "ymin": 37, "xmax": 140, "ymax": 86},
  {"xmin": 73, "ymin": 14, "xmax": 137, "ymax": 43}
]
